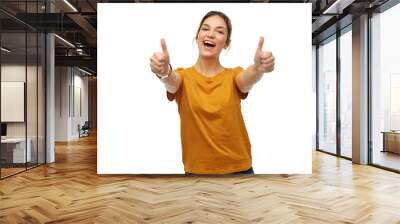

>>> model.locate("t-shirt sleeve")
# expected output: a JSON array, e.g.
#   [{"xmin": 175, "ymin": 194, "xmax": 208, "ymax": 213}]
[
  {"xmin": 166, "ymin": 67, "xmax": 184, "ymax": 101},
  {"xmin": 232, "ymin": 66, "xmax": 249, "ymax": 100}
]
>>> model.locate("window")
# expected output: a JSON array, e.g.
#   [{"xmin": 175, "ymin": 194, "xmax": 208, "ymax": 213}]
[
  {"xmin": 340, "ymin": 28, "xmax": 352, "ymax": 158},
  {"xmin": 371, "ymin": 2, "xmax": 400, "ymax": 171},
  {"xmin": 318, "ymin": 35, "xmax": 337, "ymax": 154}
]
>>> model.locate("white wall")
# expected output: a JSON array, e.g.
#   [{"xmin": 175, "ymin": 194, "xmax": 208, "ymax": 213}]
[
  {"xmin": 74, "ymin": 69, "xmax": 89, "ymax": 138},
  {"xmin": 1, "ymin": 65, "xmax": 26, "ymax": 127},
  {"xmin": 55, "ymin": 66, "xmax": 89, "ymax": 141},
  {"xmin": 1, "ymin": 65, "xmax": 39, "ymax": 138},
  {"xmin": 55, "ymin": 66, "xmax": 69, "ymax": 141}
]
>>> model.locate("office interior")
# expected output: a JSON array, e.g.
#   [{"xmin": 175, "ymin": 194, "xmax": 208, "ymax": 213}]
[
  {"xmin": 0, "ymin": 0, "xmax": 400, "ymax": 223},
  {"xmin": 0, "ymin": 0, "xmax": 97, "ymax": 179}
]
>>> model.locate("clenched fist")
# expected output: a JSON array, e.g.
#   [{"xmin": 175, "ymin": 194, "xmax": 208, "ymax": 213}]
[
  {"xmin": 150, "ymin": 38, "xmax": 171, "ymax": 77},
  {"xmin": 254, "ymin": 36, "xmax": 275, "ymax": 74}
]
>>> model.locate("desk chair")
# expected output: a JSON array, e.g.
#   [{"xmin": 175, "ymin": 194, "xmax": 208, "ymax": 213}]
[{"xmin": 79, "ymin": 121, "xmax": 90, "ymax": 138}]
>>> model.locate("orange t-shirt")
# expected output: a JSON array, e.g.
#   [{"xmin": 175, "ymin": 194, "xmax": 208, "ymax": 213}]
[{"xmin": 167, "ymin": 66, "xmax": 252, "ymax": 174}]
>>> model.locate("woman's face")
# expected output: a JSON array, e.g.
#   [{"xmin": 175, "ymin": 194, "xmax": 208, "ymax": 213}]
[{"xmin": 196, "ymin": 15, "xmax": 229, "ymax": 59}]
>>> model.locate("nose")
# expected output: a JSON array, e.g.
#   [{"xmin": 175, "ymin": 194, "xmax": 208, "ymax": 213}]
[{"xmin": 206, "ymin": 31, "xmax": 215, "ymax": 39}]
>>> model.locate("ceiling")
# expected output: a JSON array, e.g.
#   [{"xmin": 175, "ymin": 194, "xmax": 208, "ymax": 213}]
[{"xmin": 0, "ymin": 0, "xmax": 393, "ymax": 75}]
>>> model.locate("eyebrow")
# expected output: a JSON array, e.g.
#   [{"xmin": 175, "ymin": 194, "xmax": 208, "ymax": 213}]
[{"xmin": 202, "ymin": 24, "xmax": 227, "ymax": 30}]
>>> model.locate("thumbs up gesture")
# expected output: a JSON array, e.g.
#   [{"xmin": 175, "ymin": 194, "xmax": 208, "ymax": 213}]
[
  {"xmin": 254, "ymin": 37, "xmax": 275, "ymax": 74},
  {"xmin": 150, "ymin": 38, "xmax": 171, "ymax": 77}
]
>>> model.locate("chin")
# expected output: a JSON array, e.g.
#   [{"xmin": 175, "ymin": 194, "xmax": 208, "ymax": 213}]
[{"xmin": 199, "ymin": 50, "xmax": 220, "ymax": 59}]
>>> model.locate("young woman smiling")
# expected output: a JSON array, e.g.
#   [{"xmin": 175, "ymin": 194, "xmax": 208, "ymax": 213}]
[{"xmin": 150, "ymin": 11, "xmax": 275, "ymax": 175}]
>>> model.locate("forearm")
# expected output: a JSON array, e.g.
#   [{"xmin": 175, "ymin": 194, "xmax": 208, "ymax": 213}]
[
  {"xmin": 160, "ymin": 71, "xmax": 181, "ymax": 94},
  {"xmin": 237, "ymin": 65, "xmax": 264, "ymax": 93}
]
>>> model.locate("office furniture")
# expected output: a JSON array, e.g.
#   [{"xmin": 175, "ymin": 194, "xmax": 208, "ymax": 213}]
[
  {"xmin": 381, "ymin": 131, "xmax": 400, "ymax": 154},
  {"xmin": 79, "ymin": 121, "xmax": 90, "ymax": 138},
  {"xmin": 0, "ymin": 138, "xmax": 32, "ymax": 165}
]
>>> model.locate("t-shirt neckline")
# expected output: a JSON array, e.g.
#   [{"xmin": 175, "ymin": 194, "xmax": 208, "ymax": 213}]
[{"xmin": 191, "ymin": 66, "xmax": 226, "ymax": 80}]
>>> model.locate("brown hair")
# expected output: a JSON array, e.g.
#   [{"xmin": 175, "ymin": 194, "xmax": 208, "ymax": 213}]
[{"xmin": 195, "ymin": 11, "xmax": 232, "ymax": 46}]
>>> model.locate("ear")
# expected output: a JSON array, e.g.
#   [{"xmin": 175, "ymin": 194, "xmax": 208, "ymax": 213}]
[{"xmin": 224, "ymin": 39, "xmax": 231, "ymax": 49}]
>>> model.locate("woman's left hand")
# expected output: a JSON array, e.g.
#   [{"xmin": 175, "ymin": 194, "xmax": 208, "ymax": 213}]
[{"xmin": 254, "ymin": 36, "xmax": 275, "ymax": 74}]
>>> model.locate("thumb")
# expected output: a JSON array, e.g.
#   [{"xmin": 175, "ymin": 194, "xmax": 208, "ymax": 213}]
[
  {"xmin": 256, "ymin": 36, "xmax": 264, "ymax": 53},
  {"xmin": 161, "ymin": 38, "xmax": 168, "ymax": 54}
]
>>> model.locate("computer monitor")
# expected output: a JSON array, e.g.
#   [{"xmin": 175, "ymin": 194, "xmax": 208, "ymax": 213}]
[{"xmin": 1, "ymin": 123, "xmax": 7, "ymax": 137}]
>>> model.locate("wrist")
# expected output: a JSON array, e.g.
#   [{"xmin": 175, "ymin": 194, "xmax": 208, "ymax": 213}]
[{"xmin": 158, "ymin": 64, "xmax": 173, "ymax": 80}]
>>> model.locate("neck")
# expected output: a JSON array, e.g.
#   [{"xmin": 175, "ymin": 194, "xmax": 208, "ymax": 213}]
[{"xmin": 194, "ymin": 56, "xmax": 223, "ymax": 76}]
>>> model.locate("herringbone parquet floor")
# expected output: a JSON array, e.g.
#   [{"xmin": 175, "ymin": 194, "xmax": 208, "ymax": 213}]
[{"xmin": 1, "ymin": 133, "xmax": 400, "ymax": 223}]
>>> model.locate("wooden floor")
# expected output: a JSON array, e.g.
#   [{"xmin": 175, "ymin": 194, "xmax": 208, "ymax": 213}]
[
  {"xmin": 1, "ymin": 162, "xmax": 45, "ymax": 178},
  {"xmin": 0, "ymin": 167, "xmax": 26, "ymax": 178},
  {"xmin": 373, "ymin": 150, "xmax": 400, "ymax": 171},
  {"xmin": 1, "ymin": 134, "xmax": 400, "ymax": 223}
]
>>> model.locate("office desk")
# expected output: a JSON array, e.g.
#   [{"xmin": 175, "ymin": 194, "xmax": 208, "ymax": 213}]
[
  {"xmin": 381, "ymin": 131, "xmax": 400, "ymax": 154},
  {"xmin": 1, "ymin": 138, "xmax": 32, "ymax": 163}
]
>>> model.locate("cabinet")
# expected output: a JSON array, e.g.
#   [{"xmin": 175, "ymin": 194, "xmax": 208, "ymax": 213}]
[{"xmin": 382, "ymin": 131, "xmax": 400, "ymax": 154}]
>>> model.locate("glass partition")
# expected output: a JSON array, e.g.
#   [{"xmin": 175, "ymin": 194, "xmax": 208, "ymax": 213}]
[
  {"xmin": 38, "ymin": 32, "xmax": 45, "ymax": 165},
  {"xmin": 318, "ymin": 35, "xmax": 337, "ymax": 155},
  {"xmin": 0, "ymin": 1, "xmax": 46, "ymax": 179},
  {"xmin": 371, "ymin": 3, "xmax": 400, "ymax": 171},
  {"xmin": 339, "ymin": 27, "xmax": 352, "ymax": 158},
  {"xmin": 27, "ymin": 31, "xmax": 38, "ymax": 169},
  {"xmin": 1, "ymin": 31, "xmax": 28, "ymax": 177}
]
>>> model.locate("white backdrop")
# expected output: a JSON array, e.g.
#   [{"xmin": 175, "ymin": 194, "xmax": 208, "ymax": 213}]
[{"xmin": 98, "ymin": 3, "xmax": 312, "ymax": 174}]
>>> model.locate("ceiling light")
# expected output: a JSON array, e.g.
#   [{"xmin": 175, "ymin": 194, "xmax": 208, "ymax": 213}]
[
  {"xmin": 54, "ymin": 34, "xmax": 75, "ymax": 48},
  {"xmin": 78, "ymin": 67, "xmax": 93, "ymax": 76},
  {"xmin": 63, "ymin": 0, "xmax": 78, "ymax": 12},
  {"xmin": 323, "ymin": 0, "xmax": 355, "ymax": 15},
  {"xmin": 1, "ymin": 47, "xmax": 11, "ymax": 53}
]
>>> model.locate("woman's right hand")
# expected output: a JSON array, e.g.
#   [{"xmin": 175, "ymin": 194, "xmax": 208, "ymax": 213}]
[{"xmin": 150, "ymin": 38, "xmax": 170, "ymax": 77}]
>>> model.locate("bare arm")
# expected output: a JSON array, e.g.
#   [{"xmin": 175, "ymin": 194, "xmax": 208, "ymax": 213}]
[
  {"xmin": 235, "ymin": 37, "xmax": 275, "ymax": 93},
  {"xmin": 150, "ymin": 38, "xmax": 182, "ymax": 93},
  {"xmin": 159, "ymin": 69, "xmax": 182, "ymax": 94},
  {"xmin": 235, "ymin": 65, "xmax": 263, "ymax": 93}
]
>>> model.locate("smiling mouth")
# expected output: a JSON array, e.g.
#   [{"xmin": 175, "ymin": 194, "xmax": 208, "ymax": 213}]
[{"xmin": 203, "ymin": 40, "xmax": 216, "ymax": 49}]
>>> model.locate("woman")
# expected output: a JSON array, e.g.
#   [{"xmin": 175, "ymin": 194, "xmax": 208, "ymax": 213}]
[{"xmin": 149, "ymin": 11, "xmax": 275, "ymax": 175}]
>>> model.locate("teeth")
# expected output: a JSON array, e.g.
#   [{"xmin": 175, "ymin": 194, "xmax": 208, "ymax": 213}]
[{"xmin": 204, "ymin": 41, "xmax": 215, "ymax": 46}]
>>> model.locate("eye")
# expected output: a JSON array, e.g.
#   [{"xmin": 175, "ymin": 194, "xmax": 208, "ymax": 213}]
[
  {"xmin": 218, "ymin": 31, "xmax": 224, "ymax": 34},
  {"xmin": 201, "ymin": 27, "xmax": 209, "ymax": 31}
]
